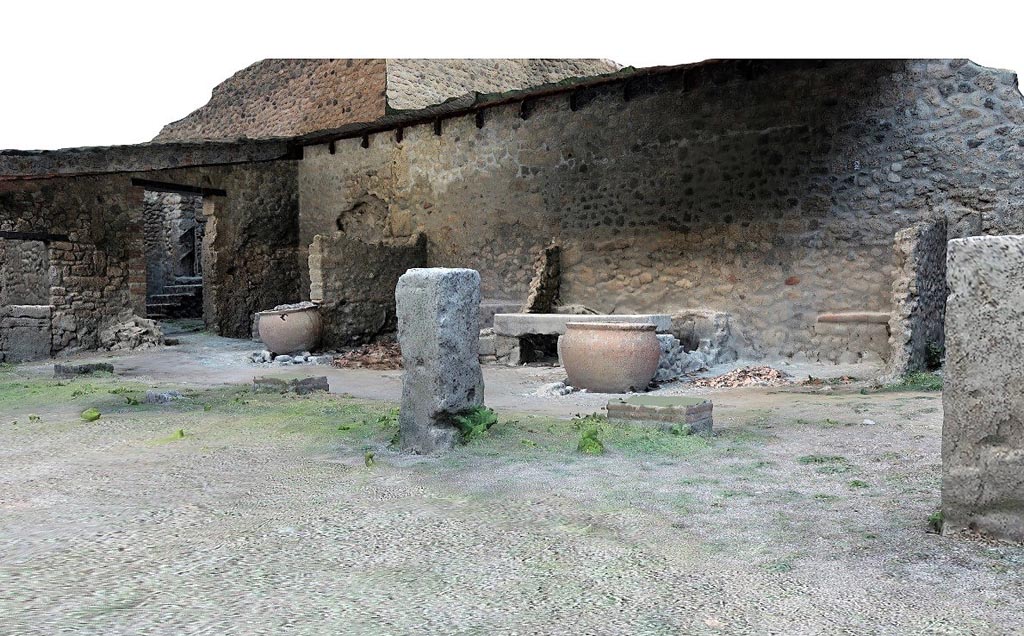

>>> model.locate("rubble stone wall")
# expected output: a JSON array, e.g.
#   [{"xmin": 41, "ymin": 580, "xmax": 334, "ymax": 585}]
[
  {"xmin": 308, "ymin": 232, "xmax": 426, "ymax": 347},
  {"xmin": 887, "ymin": 220, "xmax": 948, "ymax": 377},
  {"xmin": 301, "ymin": 59, "xmax": 1024, "ymax": 360}
]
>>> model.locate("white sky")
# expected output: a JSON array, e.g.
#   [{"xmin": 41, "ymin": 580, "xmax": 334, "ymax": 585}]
[{"xmin": 2, "ymin": 1, "xmax": 1023, "ymax": 150}]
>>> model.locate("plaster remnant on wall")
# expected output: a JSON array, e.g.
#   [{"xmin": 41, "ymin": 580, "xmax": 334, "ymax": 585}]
[{"xmin": 887, "ymin": 220, "xmax": 947, "ymax": 378}]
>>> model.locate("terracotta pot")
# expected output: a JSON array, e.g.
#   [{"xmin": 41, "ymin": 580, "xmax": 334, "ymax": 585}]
[
  {"xmin": 257, "ymin": 305, "xmax": 323, "ymax": 354},
  {"xmin": 560, "ymin": 322, "xmax": 660, "ymax": 393}
]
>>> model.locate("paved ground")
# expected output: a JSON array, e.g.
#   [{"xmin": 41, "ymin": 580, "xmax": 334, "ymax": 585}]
[{"xmin": 2, "ymin": 333, "xmax": 1023, "ymax": 635}]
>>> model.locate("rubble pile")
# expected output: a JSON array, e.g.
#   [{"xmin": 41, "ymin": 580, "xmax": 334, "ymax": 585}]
[
  {"xmin": 333, "ymin": 341, "xmax": 403, "ymax": 370},
  {"xmin": 250, "ymin": 350, "xmax": 334, "ymax": 365},
  {"xmin": 99, "ymin": 314, "xmax": 165, "ymax": 351},
  {"xmin": 655, "ymin": 334, "xmax": 708, "ymax": 382},
  {"xmin": 692, "ymin": 366, "xmax": 792, "ymax": 388}
]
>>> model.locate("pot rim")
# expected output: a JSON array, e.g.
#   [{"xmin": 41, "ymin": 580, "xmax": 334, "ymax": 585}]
[
  {"xmin": 257, "ymin": 305, "xmax": 320, "ymax": 317},
  {"xmin": 565, "ymin": 321, "xmax": 656, "ymax": 332}
]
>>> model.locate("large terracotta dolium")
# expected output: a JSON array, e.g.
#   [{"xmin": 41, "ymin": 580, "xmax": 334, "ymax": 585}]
[
  {"xmin": 560, "ymin": 322, "xmax": 660, "ymax": 393},
  {"xmin": 257, "ymin": 305, "xmax": 323, "ymax": 354}
]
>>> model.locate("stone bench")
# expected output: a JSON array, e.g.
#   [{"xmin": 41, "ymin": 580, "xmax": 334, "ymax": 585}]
[
  {"xmin": 485, "ymin": 313, "xmax": 672, "ymax": 366},
  {"xmin": 493, "ymin": 313, "xmax": 672, "ymax": 337}
]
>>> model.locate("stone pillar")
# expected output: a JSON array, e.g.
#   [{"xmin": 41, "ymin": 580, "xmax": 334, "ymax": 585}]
[
  {"xmin": 943, "ymin": 235, "xmax": 1024, "ymax": 541},
  {"xmin": 395, "ymin": 268, "xmax": 484, "ymax": 454}
]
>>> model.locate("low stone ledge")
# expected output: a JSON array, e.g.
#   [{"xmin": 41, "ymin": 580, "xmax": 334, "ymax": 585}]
[
  {"xmin": 816, "ymin": 312, "xmax": 891, "ymax": 324},
  {"xmin": 8, "ymin": 304, "xmax": 53, "ymax": 319}
]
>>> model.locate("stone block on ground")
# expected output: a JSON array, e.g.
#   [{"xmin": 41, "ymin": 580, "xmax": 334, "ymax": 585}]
[
  {"xmin": 145, "ymin": 390, "xmax": 183, "ymax": 404},
  {"xmin": 606, "ymin": 396, "xmax": 713, "ymax": 435},
  {"xmin": 252, "ymin": 376, "xmax": 330, "ymax": 395},
  {"xmin": 1, "ymin": 310, "xmax": 52, "ymax": 362},
  {"xmin": 396, "ymin": 267, "xmax": 483, "ymax": 454},
  {"xmin": 54, "ymin": 362, "xmax": 114, "ymax": 378},
  {"xmin": 942, "ymin": 235, "xmax": 1024, "ymax": 542}
]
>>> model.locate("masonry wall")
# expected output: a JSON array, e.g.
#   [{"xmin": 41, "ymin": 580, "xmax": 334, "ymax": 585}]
[
  {"xmin": 0, "ymin": 175, "xmax": 144, "ymax": 355},
  {"xmin": 301, "ymin": 60, "xmax": 1024, "ymax": 360},
  {"xmin": 152, "ymin": 162, "xmax": 301, "ymax": 337},
  {"xmin": 0, "ymin": 159, "xmax": 300, "ymax": 356}
]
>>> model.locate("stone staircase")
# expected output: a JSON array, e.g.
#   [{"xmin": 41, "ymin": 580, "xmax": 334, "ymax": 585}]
[{"xmin": 147, "ymin": 276, "xmax": 203, "ymax": 319}]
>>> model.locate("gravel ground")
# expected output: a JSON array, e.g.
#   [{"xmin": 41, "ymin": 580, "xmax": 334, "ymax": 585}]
[{"xmin": 1, "ymin": 341, "xmax": 1023, "ymax": 635}]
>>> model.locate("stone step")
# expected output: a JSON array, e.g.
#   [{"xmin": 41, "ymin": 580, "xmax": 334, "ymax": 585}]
[
  {"xmin": 164, "ymin": 284, "xmax": 203, "ymax": 295},
  {"xmin": 174, "ymin": 276, "xmax": 202, "ymax": 285},
  {"xmin": 149, "ymin": 292, "xmax": 195, "ymax": 303}
]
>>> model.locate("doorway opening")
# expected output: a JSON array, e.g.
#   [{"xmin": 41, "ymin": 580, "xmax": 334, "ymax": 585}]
[{"xmin": 143, "ymin": 190, "xmax": 205, "ymax": 320}]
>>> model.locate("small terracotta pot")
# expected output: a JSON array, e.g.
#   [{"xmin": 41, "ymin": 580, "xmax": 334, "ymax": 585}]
[
  {"xmin": 257, "ymin": 305, "xmax": 322, "ymax": 354},
  {"xmin": 560, "ymin": 322, "xmax": 660, "ymax": 393}
]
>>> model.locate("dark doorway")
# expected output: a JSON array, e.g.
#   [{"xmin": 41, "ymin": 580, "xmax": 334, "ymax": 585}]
[{"xmin": 143, "ymin": 190, "xmax": 205, "ymax": 320}]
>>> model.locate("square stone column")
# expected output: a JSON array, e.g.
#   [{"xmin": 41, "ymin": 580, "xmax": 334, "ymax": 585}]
[
  {"xmin": 943, "ymin": 235, "xmax": 1024, "ymax": 541},
  {"xmin": 396, "ymin": 268, "xmax": 484, "ymax": 454}
]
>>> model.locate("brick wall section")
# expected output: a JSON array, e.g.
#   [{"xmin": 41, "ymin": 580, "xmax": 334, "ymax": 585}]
[
  {"xmin": 156, "ymin": 60, "xmax": 389, "ymax": 142},
  {"xmin": 155, "ymin": 59, "xmax": 619, "ymax": 143},
  {"xmin": 299, "ymin": 59, "xmax": 1024, "ymax": 361},
  {"xmin": 384, "ymin": 59, "xmax": 619, "ymax": 111}
]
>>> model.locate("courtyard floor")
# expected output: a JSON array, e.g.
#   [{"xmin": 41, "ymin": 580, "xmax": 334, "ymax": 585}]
[{"xmin": 1, "ymin": 331, "xmax": 1022, "ymax": 635}]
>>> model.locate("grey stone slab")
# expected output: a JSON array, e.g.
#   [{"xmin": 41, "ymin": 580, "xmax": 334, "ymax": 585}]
[
  {"xmin": 396, "ymin": 268, "xmax": 484, "ymax": 454},
  {"xmin": 492, "ymin": 313, "xmax": 672, "ymax": 337},
  {"xmin": 54, "ymin": 362, "xmax": 113, "ymax": 378},
  {"xmin": 943, "ymin": 235, "xmax": 1024, "ymax": 541},
  {"xmin": 8, "ymin": 305, "xmax": 53, "ymax": 319}
]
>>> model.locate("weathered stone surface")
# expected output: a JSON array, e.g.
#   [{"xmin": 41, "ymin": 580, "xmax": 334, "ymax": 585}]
[
  {"xmin": 943, "ymin": 235, "xmax": 1024, "ymax": 541},
  {"xmin": 145, "ymin": 390, "xmax": 182, "ymax": 404},
  {"xmin": 396, "ymin": 268, "xmax": 483, "ymax": 454},
  {"xmin": 671, "ymin": 310, "xmax": 740, "ymax": 365},
  {"xmin": 309, "ymin": 232, "xmax": 426, "ymax": 347},
  {"xmin": 606, "ymin": 396, "xmax": 713, "ymax": 435},
  {"xmin": 479, "ymin": 300, "xmax": 520, "ymax": 330},
  {"xmin": 54, "ymin": 362, "xmax": 113, "ymax": 378},
  {"xmin": 522, "ymin": 243, "xmax": 561, "ymax": 313},
  {"xmin": 887, "ymin": 220, "xmax": 947, "ymax": 378},
  {"xmin": 493, "ymin": 313, "xmax": 672, "ymax": 337}
]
